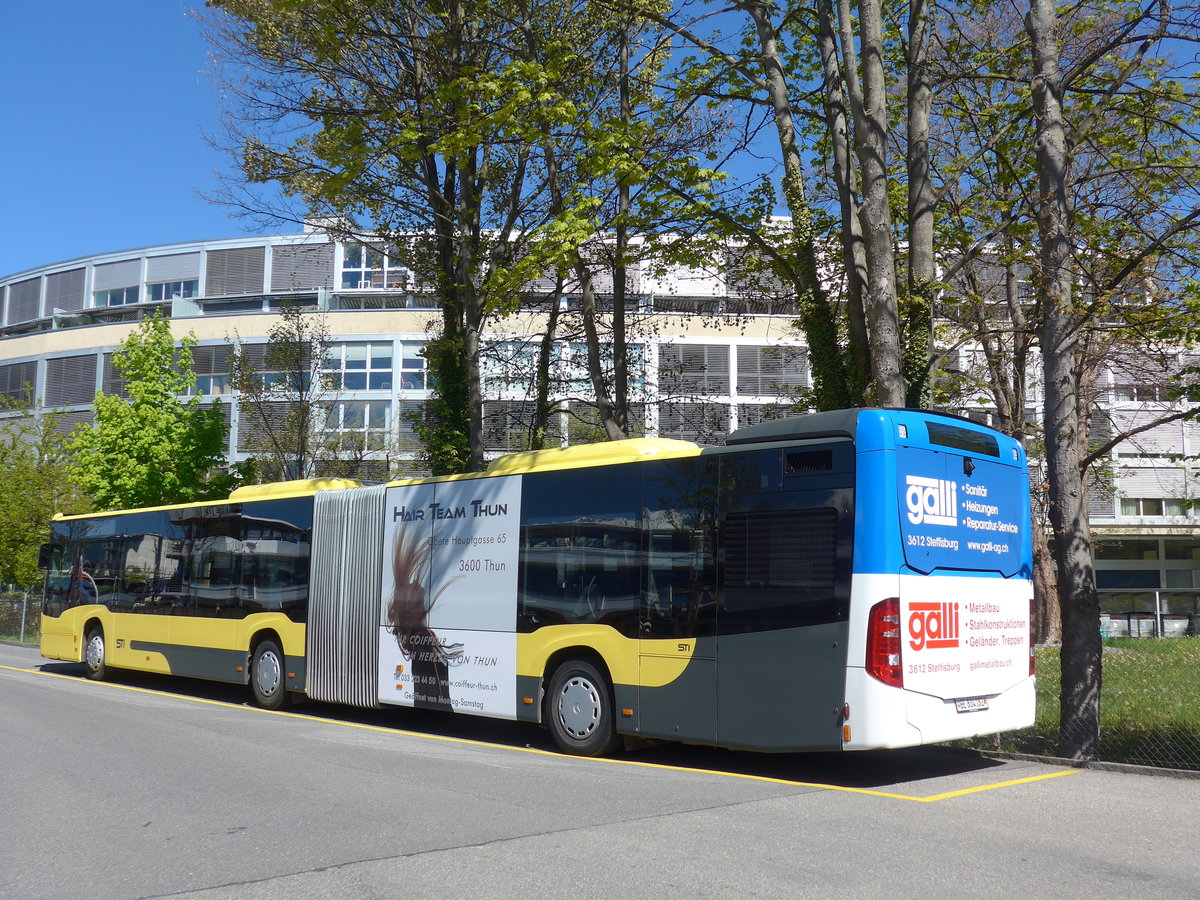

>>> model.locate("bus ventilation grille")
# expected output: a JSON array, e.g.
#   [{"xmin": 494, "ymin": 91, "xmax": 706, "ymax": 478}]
[{"xmin": 785, "ymin": 449, "xmax": 833, "ymax": 474}]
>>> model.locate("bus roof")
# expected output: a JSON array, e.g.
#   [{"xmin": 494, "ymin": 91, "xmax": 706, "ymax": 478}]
[
  {"xmin": 726, "ymin": 408, "xmax": 1017, "ymax": 454},
  {"xmin": 52, "ymin": 477, "xmax": 363, "ymax": 521},
  {"xmin": 726, "ymin": 408, "xmax": 863, "ymax": 445},
  {"xmin": 485, "ymin": 437, "xmax": 701, "ymax": 476}
]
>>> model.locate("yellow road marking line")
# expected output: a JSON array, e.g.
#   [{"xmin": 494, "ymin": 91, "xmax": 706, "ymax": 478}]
[{"xmin": 3, "ymin": 663, "xmax": 1079, "ymax": 801}]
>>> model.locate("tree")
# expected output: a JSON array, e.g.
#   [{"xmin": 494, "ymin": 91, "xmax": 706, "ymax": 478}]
[
  {"xmin": 230, "ymin": 303, "xmax": 337, "ymax": 482},
  {"xmin": 934, "ymin": 0, "xmax": 1200, "ymax": 757},
  {"xmin": 207, "ymin": 0, "xmax": 732, "ymax": 467},
  {"xmin": 0, "ymin": 408, "xmax": 88, "ymax": 586},
  {"xmin": 66, "ymin": 313, "xmax": 236, "ymax": 511},
  {"xmin": 206, "ymin": 0, "xmax": 584, "ymax": 472}
]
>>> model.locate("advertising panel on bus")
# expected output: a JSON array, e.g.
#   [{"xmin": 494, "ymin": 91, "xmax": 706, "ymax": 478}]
[
  {"xmin": 376, "ymin": 476, "xmax": 522, "ymax": 717},
  {"xmin": 894, "ymin": 443, "xmax": 1032, "ymax": 701}
]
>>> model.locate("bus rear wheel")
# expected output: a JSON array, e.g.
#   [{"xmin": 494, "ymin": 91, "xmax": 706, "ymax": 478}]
[
  {"xmin": 250, "ymin": 639, "xmax": 291, "ymax": 710},
  {"xmin": 546, "ymin": 659, "xmax": 619, "ymax": 757},
  {"xmin": 83, "ymin": 626, "xmax": 107, "ymax": 681}
]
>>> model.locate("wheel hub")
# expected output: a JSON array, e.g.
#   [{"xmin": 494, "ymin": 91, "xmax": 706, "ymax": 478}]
[
  {"xmin": 558, "ymin": 676, "xmax": 600, "ymax": 738},
  {"xmin": 85, "ymin": 634, "xmax": 103, "ymax": 669},
  {"xmin": 255, "ymin": 650, "xmax": 281, "ymax": 696}
]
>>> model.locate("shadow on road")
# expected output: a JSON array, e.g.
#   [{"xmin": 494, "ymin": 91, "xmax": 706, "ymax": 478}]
[{"xmin": 39, "ymin": 660, "xmax": 1006, "ymax": 789}]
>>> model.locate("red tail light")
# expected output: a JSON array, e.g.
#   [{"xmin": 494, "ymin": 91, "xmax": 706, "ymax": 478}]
[
  {"xmin": 867, "ymin": 597, "xmax": 903, "ymax": 687},
  {"xmin": 1029, "ymin": 597, "xmax": 1036, "ymax": 677}
]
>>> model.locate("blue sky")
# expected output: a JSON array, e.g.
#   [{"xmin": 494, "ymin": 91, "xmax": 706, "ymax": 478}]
[
  {"xmin": 0, "ymin": 3, "xmax": 782, "ymax": 282},
  {"xmin": 0, "ymin": 2, "xmax": 289, "ymax": 279}
]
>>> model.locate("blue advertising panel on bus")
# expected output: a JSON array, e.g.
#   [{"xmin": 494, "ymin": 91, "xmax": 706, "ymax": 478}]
[{"xmin": 895, "ymin": 444, "xmax": 1027, "ymax": 577}]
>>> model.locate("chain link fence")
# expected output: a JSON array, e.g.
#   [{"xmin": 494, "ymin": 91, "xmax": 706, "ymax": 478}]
[
  {"xmin": 973, "ymin": 634, "xmax": 1200, "ymax": 772},
  {"xmin": 0, "ymin": 588, "xmax": 41, "ymax": 643}
]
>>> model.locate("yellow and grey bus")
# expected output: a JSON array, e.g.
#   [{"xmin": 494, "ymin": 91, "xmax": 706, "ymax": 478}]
[{"xmin": 41, "ymin": 408, "xmax": 1036, "ymax": 755}]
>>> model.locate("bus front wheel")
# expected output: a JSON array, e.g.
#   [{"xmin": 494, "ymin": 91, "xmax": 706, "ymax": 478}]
[
  {"xmin": 546, "ymin": 659, "xmax": 619, "ymax": 757},
  {"xmin": 83, "ymin": 626, "xmax": 107, "ymax": 681},
  {"xmin": 250, "ymin": 639, "xmax": 291, "ymax": 711}
]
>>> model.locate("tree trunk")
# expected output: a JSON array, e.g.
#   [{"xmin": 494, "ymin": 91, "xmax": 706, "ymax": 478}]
[
  {"xmin": 1027, "ymin": 0, "xmax": 1101, "ymax": 759},
  {"xmin": 1032, "ymin": 519, "xmax": 1062, "ymax": 643},
  {"xmin": 904, "ymin": 0, "xmax": 935, "ymax": 408},
  {"xmin": 837, "ymin": 0, "xmax": 905, "ymax": 407},
  {"xmin": 742, "ymin": 0, "xmax": 850, "ymax": 410},
  {"xmin": 528, "ymin": 292, "xmax": 563, "ymax": 451},
  {"xmin": 576, "ymin": 260, "xmax": 627, "ymax": 441},
  {"xmin": 611, "ymin": 24, "xmax": 632, "ymax": 436},
  {"xmin": 815, "ymin": 0, "xmax": 870, "ymax": 403}
]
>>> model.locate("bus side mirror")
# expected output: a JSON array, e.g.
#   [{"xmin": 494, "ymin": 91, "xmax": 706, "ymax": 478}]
[{"xmin": 37, "ymin": 543, "xmax": 58, "ymax": 570}]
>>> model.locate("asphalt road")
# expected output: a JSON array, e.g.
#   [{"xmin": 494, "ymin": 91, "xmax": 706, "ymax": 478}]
[{"xmin": 2, "ymin": 640, "xmax": 1197, "ymax": 900}]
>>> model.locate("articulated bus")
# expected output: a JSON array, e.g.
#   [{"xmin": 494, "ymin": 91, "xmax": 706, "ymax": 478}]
[{"xmin": 40, "ymin": 408, "xmax": 1035, "ymax": 755}]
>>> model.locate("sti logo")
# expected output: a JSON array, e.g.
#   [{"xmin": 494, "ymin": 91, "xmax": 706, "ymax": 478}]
[
  {"xmin": 908, "ymin": 601, "xmax": 960, "ymax": 651},
  {"xmin": 905, "ymin": 475, "xmax": 958, "ymax": 526}
]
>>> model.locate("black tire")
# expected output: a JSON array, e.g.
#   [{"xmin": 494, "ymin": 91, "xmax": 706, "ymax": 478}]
[
  {"xmin": 83, "ymin": 626, "xmax": 107, "ymax": 681},
  {"xmin": 250, "ymin": 639, "xmax": 291, "ymax": 710},
  {"xmin": 545, "ymin": 659, "xmax": 619, "ymax": 756}
]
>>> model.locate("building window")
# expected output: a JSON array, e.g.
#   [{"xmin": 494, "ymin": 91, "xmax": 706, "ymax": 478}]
[
  {"xmin": 400, "ymin": 343, "xmax": 428, "ymax": 390},
  {"xmin": 148, "ymin": 279, "xmax": 199, "ymax": 302},
  {"xmin": 326, "ymin": 400, "xmax": 391, "ymax": 450},
  {"xmin": 658, "ymin": 344, "xmax": 730, "ymax": 395},
  {"xmin": 326, "ymin": 342, "xmax": 393, "ymax": 391},
  {"xmin": 1112, "ymin": 383, "xmax": 1168, "ymax": 403},
  {"xmin": 484, "ymin": 340, "xmax": 540, "ymax": 393},
  {"xmin": 95, "ymin": 286, "xmax": 139, "ymax": 307},
  {"xmin": 185, "ymin": 345, "xmax": 234, "ymax": 396},
  {"xmin": 341, "ymin": 244, "xmax": 407, "ymax": 290},
  {"xmin": 1120, "ymin": 498, "xmax": 1189, "ymax": 517},
  {"xmin": 564, "ymin": 342, "xmax": 646, "ymax": 393}
]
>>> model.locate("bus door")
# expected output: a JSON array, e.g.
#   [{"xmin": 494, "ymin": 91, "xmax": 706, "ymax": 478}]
[
  {"xmin": 638, "ymin": 457, "xmax": 718, "ymax": 745},
  {"xmin": 109, "ymin": 534, "xmax": 173, "ymax": 672},
  {"xmin": 715, "ymin": 447, "xmax": 854, "ymax": 752}
]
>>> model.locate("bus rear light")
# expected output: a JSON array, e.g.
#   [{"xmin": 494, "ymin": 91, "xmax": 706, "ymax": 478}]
[{"xmin": 866, "ymin": 597, "xmax": 903, "ymax": 687}]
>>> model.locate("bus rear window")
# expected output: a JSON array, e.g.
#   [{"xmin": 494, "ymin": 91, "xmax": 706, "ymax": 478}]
[{"xmin": 925, "ymin": 421, "xmax": 1000, "ymax": 457}]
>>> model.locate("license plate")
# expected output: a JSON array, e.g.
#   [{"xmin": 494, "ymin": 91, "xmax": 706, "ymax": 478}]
[{"xmin": 954, "ymin": 697, "xmax": 989, "ymax": 713}]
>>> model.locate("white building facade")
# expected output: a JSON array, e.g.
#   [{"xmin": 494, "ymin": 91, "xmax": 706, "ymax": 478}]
[{"xmin": 2, "ymin": 230, "xmax": 1197, "ymax": 633}]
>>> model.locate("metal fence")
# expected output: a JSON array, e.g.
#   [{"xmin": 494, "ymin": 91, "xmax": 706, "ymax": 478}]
[
  {"xmin": 0, "ymin": 589, "xmax": 41, "ymax": 643},
  {"xmin": 977, "ymin": 628, "xmax": 1200, "ymax": 772}
]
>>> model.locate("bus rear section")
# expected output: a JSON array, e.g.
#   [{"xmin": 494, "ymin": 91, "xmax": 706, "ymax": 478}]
[{"xmin": 841, "ymin": 410, "xmax": 1036, "ymax": 749}]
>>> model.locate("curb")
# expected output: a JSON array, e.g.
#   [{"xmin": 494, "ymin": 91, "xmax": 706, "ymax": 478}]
[{"xmin": 979, "ymin": 749, "xmax": 1200, "ymax": 780}]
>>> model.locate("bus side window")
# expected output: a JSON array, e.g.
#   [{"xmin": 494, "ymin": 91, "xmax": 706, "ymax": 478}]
[
  {"xmin": 73, "ymin": 539, "xmax": 122, "ymax": 607},
  {"xmin": 518, "ymin": 465, "xmax": 643, "ymax": 634},
  {"xmin": 643, "ymin": 457, "xmax": 718, "ymax": 640},
  {"xmin": 118, "ymin": 534, "xmax": 160, "ymax": 609}
]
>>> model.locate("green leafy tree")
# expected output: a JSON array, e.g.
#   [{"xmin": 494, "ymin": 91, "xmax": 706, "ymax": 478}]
[
  {"xmin": 230, "ymin": 303, "xmax": 335, "ymax": 482},
  {"xmin": 206, "ymin": 0, "xmax": 566, "ymax": 472},
  {"xmin": 67, "ymin": 313, "xmax": 237, "ymax": 510},
  {"xmin": 206, "ymin": 0, "xmax": 733, "ymax": 468},
  {"xmin": 0, "ymin": 408, "xmax": 89, "ymax": 586}
]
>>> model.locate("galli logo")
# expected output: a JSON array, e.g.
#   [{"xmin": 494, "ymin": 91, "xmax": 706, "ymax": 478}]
[
  {"xmin": 908, "ymin": 601, "xmax": 960, "ymax": 651},
  {"xmin": 905, "ymin": 475, "xmax": 958, "ymax": 527}
]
